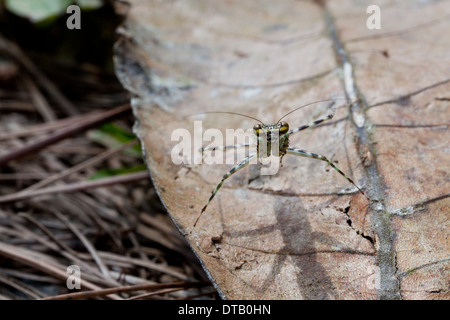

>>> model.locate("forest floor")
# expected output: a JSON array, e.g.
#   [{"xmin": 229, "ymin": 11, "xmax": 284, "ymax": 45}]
[{"xmin": 0, "ymin": 2, "xmax": 213, "ymax": 300}]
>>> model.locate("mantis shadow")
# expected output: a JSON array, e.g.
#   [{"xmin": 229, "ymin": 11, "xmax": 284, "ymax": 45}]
[{"xmin": 220, "ymin": 196, "xmax": 348, "ymax": 299}]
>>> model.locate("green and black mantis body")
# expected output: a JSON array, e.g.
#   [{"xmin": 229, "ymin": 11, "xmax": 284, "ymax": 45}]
[{"xmin": 196, "ymin": 99, "xmax": 370, "ymax": 226}]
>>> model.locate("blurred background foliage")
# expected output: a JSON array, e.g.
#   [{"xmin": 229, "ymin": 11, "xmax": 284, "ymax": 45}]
[{"xmin": 1, "ymin": 0, "xmax": 120, "ymax": 73}]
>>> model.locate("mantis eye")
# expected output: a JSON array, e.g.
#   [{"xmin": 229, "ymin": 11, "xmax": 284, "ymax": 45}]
[
  {"xmin": 253, "ymin": 123, "xmax": 262, "ymax": 135},
  {"xmin": 279, "ymin": 121, "xmax": 289, "ymax": 134}
]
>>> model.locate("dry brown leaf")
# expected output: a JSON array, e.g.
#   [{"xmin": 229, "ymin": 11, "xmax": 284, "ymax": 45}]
[{"xmin": 114, "ymin": 0, "xmax": 450, "ymax": 299}]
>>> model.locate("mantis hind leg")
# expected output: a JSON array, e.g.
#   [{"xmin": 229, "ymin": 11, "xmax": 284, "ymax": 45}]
[{"xmin": 286, "ymin": 147, "xmax": 370, "ymax": 200}]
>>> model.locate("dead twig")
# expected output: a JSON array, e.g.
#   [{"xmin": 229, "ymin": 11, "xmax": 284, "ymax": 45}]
[
  {"xmin": 0, "ymin": 110, "xmax": 106, "ymax": 140},
  {"xmin": 92, "ymin": 251, "xmax": 191, "ymax": 281},
  {"xmin": 0, "ymin": 103, "xmax": 130, "ymax": 166},
  {"xmin": 22, "ymin": 139, "xmax": 138, "ymax": 191},
  {"xmin": 0, "ymin": 242, "xmax": 122, "ymax": 300},
  {"xmin": 0, "ymin": 170, "xmax": 148, "ymax": 204},
  {"xmin": 0, "ymin": 272, "xmax": 44, "ymax": 299},
  {"xmin": 41, "ymin": 281, "xmax": 210, "ymax": 300},
  {"xmin": 49, "ymin": 209, "xmax": 118, "ymax": 285},
  {"xmin": 21, "ymin": 74, "xmax": 57, "ymax": 122},
  {"xmin": 126, "ymin": 287, "xmax": 187, "ymax": 300},
  {"xmin": 6, "ymin": 212, "xmax": 117, "ymax": 287},
  {"xmin": 0, "ymin": 34, "xmax": 78, "ymax": 116}
]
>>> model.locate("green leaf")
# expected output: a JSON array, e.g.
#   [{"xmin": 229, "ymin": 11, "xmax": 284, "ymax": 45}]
[
  {"xmin": 5, "ymin": 0, "xmax": 72, "ymax": 23},
  {"xmin": 88, "ymin": 123, "xmax": 142, "ymax": 157},
  {"xmin": 88, "ymin": 164, "xmax": 147, "ymax": 180},
  {"xmin": 74, "ymin": 0, "xmax": 104, "ymax": 10}
]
